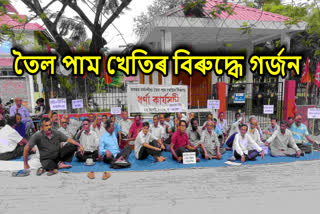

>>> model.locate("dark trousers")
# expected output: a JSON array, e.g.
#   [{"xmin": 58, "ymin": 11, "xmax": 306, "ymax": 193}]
[
  {"xmin": 163, "ymin": 136, "xmax": 171, "ymax": 151},
  {"xmin": 138, "ymin": 140, "xmax": 162, "ymax": 160},
  {"xmin": 226, "ymin": 132, "xmax": 237, "ymax": 147},
  {"xmin": 103, "ymin": 146, "xmax": 132, "ymax": 164},
  {"xmin": 234, "ymin": 150, "xmax": 259, "ymax": 161},
  {"xmin": 76, "ymin": 150, "xmax": 99, "ymax": 162},
  {"xmin": 0, "ymin": 144, "xmax": 25, "ymax": 160},
  {"xmin": 297, "ymin": 144, "xmax": 312, "ymax": 153},
  {"xmin": 172, "ymin": 146, "xmax": 200, "ymax": 160},
  {"xmin": 40, "ymin": 143, "xmax": 77, "ymax": 171}
]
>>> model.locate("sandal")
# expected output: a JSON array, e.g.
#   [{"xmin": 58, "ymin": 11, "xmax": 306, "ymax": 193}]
[
  {"xmin": 12, "ymin": 169, "xmax": 30, "ymax": 177},
  {"xmin": 87, "ymin": 171, "xmax": 95, "ymax": 179},
  {"xmin": 36, "ymin": 167, "xmax": 46, "ymax": 176},
  {"xmin": 102, "ymin": 171, "xmax": 111, "ymax": 180},
  {"xmin": 58, "ymin": 162, "xmax": 72, "ymax": 169},
  {"xmin": 47, "ymin": 169, "xmax": 58, "ymax": 176}
]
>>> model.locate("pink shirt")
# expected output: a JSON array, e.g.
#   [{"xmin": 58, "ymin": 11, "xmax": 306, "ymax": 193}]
[
  {"xmin": 171, "ymin": 129, "xmax": 191, "ymax": 150},
  {"xmin": 129, "ymin": 122, "xmax": 143, "ymax": 139}
]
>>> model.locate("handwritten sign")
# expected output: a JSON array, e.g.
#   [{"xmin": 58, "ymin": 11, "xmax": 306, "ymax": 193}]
[
  {"xmin": 207, "ymin": 99, "xmax": 220, "ymax": 109},
  {"xmin": 308, "ymin": 108, "xmax": 320, "ymax": 119},
  {"xmin": 183, "ymin": 152, "xmax": 196, "ymax": 164},
  {"xmin": 72, "ymin": 99, "xmax": 83, "ymax": 109},
  {"xmin": 263, "ymin": 105, "xmax": 274, "ymax": 114},
  {"xmin": 169, "ymin": 103, "xmax": 182, "ymax": 112},
  {"xmin": 49, "ymin": 98, "xmax": 67, "ymax": 110},
  {"xmin": 111, "ymin": 107, "xmax": 121, "ymax": 115},
  {"xmin": 234, "ymin": 93, "xmax": 245, "ymax": 103}
]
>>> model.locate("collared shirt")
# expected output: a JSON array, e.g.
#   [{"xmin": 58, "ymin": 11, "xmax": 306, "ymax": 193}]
[
  {"xmin": 10, "ymin": 105, "xmax": 29, "ymax": 119},
  {"xmin": 228, "ymin": 117, "xmax": 242, "ymax": 138},
  {"xmin": 99, "ymin": 131, "xmax": 120, "ymax": 157},
  {"xmin": 186, "ymin": 126, "xmax": 201, "ymax": 146},
  {"xmin": 233, "ymin": 133, "xmax": 262, "ymax": 156},
  {"xmin": 119, "ymin": 119, "xmax": 132, "ymax": 136},
  {"xmin": 129, "ymin": 122, "xmax": 143, "ymax": 139},
  {"xmin": 15, "ymin": 122, "xmax": 26, "ymax": 138},
  {"xmin": 171, "ymin": 129, "xmax": 191, "ymax": 151},
  {"xmin": 90, "ymin": 124, "xmax": 106, "ymax": 140},
  {"xmin": 247, "ymin": 128, "xmax": 264, "ymax": 145},
  {"xmin": 57, "ymin": 126, "xmax": 74, "ymax": 146},
  {"xmin": 200, "ymin": 129, "xmax": 219, "ymax": 156},
  {"xmin": 0, "ymin": 125, "xmax": 23, "ymax": 153},
  {"xmin": 52, "ymin": 122, "xmax": 60, "ymax": 131},
  {"xmin": 150, "ymin": 124, "xmax": 165, "ymax": 140},
  {"xmin": 28, "ymin": 130, "xmax": 68, "ymax": 160},
  {"xmin": 266, "ymin": 129, "xmax": 300, "ymax": 152},
  {"xmin": 217, "ymin": 119, "xmax": 227, "ymax": 132},
  {"xmin": 159, "ymin": 121, "xmax": 171, "ymax": 140},
  {"xmin": 266, "ymin": 124, "xmax": 280, "ymax": 134},
  {"xmin": 134, "ymin": 131, "xmax": 158, "ymax": 159},
  {"xmin": 114, "ymin": 122, "xmax": 121, "ymax": 137},
  {"xmin": 68, "ymin": 118, "xmax": 82, "ymax": 136},
  {"xmin": 290, "ymin": 122, "xmax": 310, "ymax": 144},
  {"xmin": 79, "ymin": 130, "xmax": 99, "ymax": 152}
]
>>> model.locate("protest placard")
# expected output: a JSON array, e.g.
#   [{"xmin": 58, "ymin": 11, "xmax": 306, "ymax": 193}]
[
  {"xmin": 308, "ymin": 108, "xmax": 320, "ymax": 119},
  {"xmin": 182, "ymin": 152, "xmax": 196, "ymax": 164},
  {"xmin": 111, "ymin": 107, "xmax": 121, "ymax": 115},
  {"xmin": 207, "ymin": 99, "xmax": 220, "ymax": 109},
  {"xmin": 49, "ymin": 98, "xmax": 67, "ymax": 110},
  {"xmin": 72, "ymin": 99, "xmax": 83, "ymax": 109},
  {"xmin": 264, "ymin": 105, "xmax": 274, "ymax": 114}
]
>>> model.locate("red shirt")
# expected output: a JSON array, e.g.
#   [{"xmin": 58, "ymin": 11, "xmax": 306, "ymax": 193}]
[
  {"xmin": 129, "ymin": 122, "xmax": 143, "ymax": 139},
  {"xmin": 171, "ymin": 129, "xmax": 191, "ymax": 150}
]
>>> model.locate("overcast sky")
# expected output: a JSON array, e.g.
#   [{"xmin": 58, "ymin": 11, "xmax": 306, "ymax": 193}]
[{"xmin": 13, "ymin": 0, "xmax": 155, "ymax": 51}]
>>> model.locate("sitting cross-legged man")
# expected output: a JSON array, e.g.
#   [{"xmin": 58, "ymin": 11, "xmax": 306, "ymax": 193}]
[
  {"xmin": 23, "ymin": 117, "xmax": 84, "ymax": 176},
  {"xmin": 100, "ymin": 120, "xmax": 132, "ymax": 165},
  {"xmin": 75, "ymin": 119, "xmax": 100, "ymax": 163},
  {"xmin": 171, "ymin": 120, "xmax": 200, "ymax": 163},
  {"xmin": 232, "ymin": 124, "xmax": 265, "ymax": 163},
  {"xmin": 199, "ymin": 121, "xmax": 226, "ymax": 160},
  {"xmin": 134, "ymin": 122, "xmax": 166, "ymax": 162},
  {"xmin": 265, "ymin": 121, "xmax": 302, "ymax": 157}
]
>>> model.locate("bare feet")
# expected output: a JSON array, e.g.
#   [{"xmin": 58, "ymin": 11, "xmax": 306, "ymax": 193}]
[{"xmin": 156, "ymin": 156, "xmax": 166, "ymax": 162}]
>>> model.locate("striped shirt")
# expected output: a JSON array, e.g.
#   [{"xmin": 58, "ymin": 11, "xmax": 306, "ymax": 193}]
[{"xmin": 290, "ymin": 122, "xmax": 310, "ymax": 144}]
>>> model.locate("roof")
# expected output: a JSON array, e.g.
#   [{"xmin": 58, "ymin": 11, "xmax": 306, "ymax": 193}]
[
  {"xmin": 0, "ymin": 58, "xmax": 14, "ymax": 67},
  {"xmin": 0, "ymin": 4, "xmax": 45, "ymax": 31},
  {"xmin": 166, "ymin": 0, "xmax": 290, "ymax": 22}
]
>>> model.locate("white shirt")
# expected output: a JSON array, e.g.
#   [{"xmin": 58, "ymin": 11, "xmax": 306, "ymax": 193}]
[
  {"xmin": 0, "ymin": 125, "xmax": 22, "ymax": 153},
  {"xmin": 134, "ymin": 131, "xmax": 158, "ymax": 159},
  {"xmin": 79, "ymin": 130, "xmax": 99, "ymax": 152},
  {"xmin": 159, "ymin": 121, "xmax": 171, "ymax": 140},
  {"xmin": 90, "ymin": 124, "xmax": 106, "ymax": 140},
  {"xmin": 247, "ymin": 128, "xmax": 264, "ymax": 145},
  {"xmin": 150, "ymin": 124, "xmax": 165, "ymax": 140},
  {"xmin": 119, "ymin": 119, "xmax": 132, "ymax": 136},
  {"xmin": 233, "ymin": 133, "xmax": 262, "ymax": 156},
  {"xmin": 57, "ymin": 126, "xmax": 74, "ymax": 146}
]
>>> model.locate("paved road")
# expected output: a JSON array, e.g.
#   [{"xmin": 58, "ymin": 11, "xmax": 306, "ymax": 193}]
[{"xmin": 1, "ymin": 160, "xmax": 320, "ymax": 214}]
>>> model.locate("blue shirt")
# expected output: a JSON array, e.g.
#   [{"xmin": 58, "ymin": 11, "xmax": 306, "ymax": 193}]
[
  {"xmin": 99, "ymin": 131, "xmax": 120, "ymax": 157},
  {"xmin": 290, "ymin": 122, "xmax": 310, "ymax": 144},
  {"xmin": 215, "ymin": 126, "xmax": 222, "ymax": 135},
  {"xmin": 15, "ymin": 122, "xmax": 26, "ymax": 138},
  {"xmin": 114, "ymin": 123, "xmax": 121, "ymax": 137},
  {"xmin": 10, "ymin": 105, "xmax": 29, "ymax": 120}
]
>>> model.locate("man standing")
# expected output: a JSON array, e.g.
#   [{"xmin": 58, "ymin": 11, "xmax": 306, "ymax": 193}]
[
  {"xmin": 76, "ymin": 119, "xmax": 100, "ymax": 162},
  {"xmin": 10, "ymin": 97, "xmax": 35, "ymax": 133},
  {"xmin": 265, "ymin": 121, "xmax": 302, "ymax": 157},
  {"xmin": 171, "ymin": 120, "xmax": 200, "ymax": 163},
  {"xmin": 199, "ymin": 121, "xmax": 225, "ymax": 160},
  {"xmin": 24, "ymin": 117, "xmax": 84, "ymax": 175},
  {"xmin": 290, "ymin": 113, "xmax": 315, "ymax": 153}
]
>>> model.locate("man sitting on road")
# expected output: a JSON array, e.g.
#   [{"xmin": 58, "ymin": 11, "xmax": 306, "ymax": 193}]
[
  {"xmin": 265, "ymin": 121, "xmax": 302, "ymax": 157},
  {"xmin": 23, "ymin": 117, "xmax": 84, "ymax": 176},
  {"xmin": 171, "ymin": 120, "xmax": 200, "ymax": 163},
  {"xmin": 75, "ymin": 119, "xmax": 100, "ymax": 163},
  {"xmin": 186, "ymin": 118, "xmax": 201, "ymax": 148},
  {"xmin": 134, "ymin": 122, "xmax": 166, "ymax": 162},
  {"xmin": 290, "ymin": 113, "xmax": 315, "ymax": 153},
  {"xmin": 263, "ymin": 117, "xmax": 280, "ymax": 138},
  {"xmin": 231, "ymin": 124, "xmax": 265, "ymax": 163},
  {"xmin": 199, "ymin": 121, "xmax": 225, "ymax": 160}
]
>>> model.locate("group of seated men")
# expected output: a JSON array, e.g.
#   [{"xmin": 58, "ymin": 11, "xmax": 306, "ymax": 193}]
[{"xmin": 0, "ymin": 109, "xmax": 317, "ymax": 176}]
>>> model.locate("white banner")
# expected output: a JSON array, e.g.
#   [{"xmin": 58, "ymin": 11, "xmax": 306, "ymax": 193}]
[
  {"xmin": 263, "ymin": 105, "xmax": 274, "ymax": 114},
  {"xmin": 127, "ymin": 84, "xmax": 188, "ymax": 114},
  {"xmin": 49, "ymin": 98, "xmax": 67, "ymax": 110},
  {"xmin": 308, "ymin": 108, "xmax": 320, "ymax": 119},
  {"xmin": 207, "ymin": 100, "xmax": 220, "ymax": 109},
  {"xmin": 72, "ymin": 99, "xmax": 83, "ymax": 109},
  {"xmin": 111, "ymin": 107, "xmax": 121, "ymax": 115}
]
